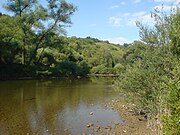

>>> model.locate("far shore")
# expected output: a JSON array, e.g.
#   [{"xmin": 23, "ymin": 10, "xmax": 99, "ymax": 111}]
[
  {"xmin": 0, "ymin": 74, "xmax": 119, "ymax": 81},
  {"xmin": 88, "ymin": 74, "xmax": 119, "ymax": 77}
]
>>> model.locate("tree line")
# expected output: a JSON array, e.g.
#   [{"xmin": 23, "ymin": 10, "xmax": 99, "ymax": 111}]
[{"xmin": 0, "ymin": 0, "xmax": 124, "ymax": 79}]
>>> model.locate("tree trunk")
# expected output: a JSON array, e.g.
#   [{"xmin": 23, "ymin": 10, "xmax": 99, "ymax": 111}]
[{"xmin": 37, "ymin": 47, "xmax": 45, "ymax": 64}]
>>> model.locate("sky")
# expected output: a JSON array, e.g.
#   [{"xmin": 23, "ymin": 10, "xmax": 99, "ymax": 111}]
[{"xmin": 0, "ymin": 0, "xmax": 179, "ymax": 44}]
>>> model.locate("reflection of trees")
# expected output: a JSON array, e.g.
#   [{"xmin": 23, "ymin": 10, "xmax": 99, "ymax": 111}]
[
  {"xmin": 0, "ymin": 85, "xmax": 33, "ymax": 134},
  {"xmin": 0, "ymin": 78, "xmax": 118, "ymax": 134}
]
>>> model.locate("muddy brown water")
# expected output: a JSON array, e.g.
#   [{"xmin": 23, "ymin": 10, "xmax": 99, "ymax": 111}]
[{"xmin": 0, "ymin": 78, "xmax": 124, "ymax": 135}]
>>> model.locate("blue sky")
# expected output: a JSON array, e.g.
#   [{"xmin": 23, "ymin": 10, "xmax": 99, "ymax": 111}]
[{"xmin": 0, "ymin": 0, "xmax": 179, "ymax": 44}]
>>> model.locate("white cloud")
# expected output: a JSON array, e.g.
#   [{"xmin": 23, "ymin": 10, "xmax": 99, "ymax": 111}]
[
  {"xmin": 103, "ymin": 37, "xmax": 132, "ymax": 45},
  {"xmin": 153, "ymin": 5, "xmax": 177, "ymax": 12},
  {"xmin": 108, "ymin": 16, "xmax": 122, "ymax": 27},
  {"xmin": 123, "ymin": 12, "xmax": 131, "ymax": 16},
  {"xmin": 109, "ymin": 2, "xmax": 126, "ymax": 9},
  {"xmin": 121, "ymin": 1, "xmax": 126, "ymax": 5},
  {"xmin": 110, "ymin": 5, "xmax": 120, "ymax": 9},
  {"xmin": 131, "ymin": 11, "xmax": 147, "ymax": 17},
  {"xmin": 138, "ymin": 14, "xmax": 155, "ymax": 25},
  {"xmin": 153, "ymin": 0, "xmax": 180, "ymax": 3},
  {"xmin": 108, "ymin": 11, "xmax": 155, "ymax": 27},
  {"xmin": 130, "ymin": 12, "xmax": 154, "ymax": 25},
  {"xmin": 133, "ymin": 0, "xmax": 142, "ymax": 4},
  {"xmin": 126, "ymin": 11, "xmax": 153, "ymax": 26},
  {"xmin": 175, "ymin": 0, "xmax": 180, "ymax": 4},
  {"xmin": 127, "ymin": 13, "xmax": 154, "ymax": 26}
]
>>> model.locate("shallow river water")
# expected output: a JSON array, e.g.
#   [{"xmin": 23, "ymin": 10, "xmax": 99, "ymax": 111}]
[{"xmin": 0, "ymin": 77, "xmax": 123, "ymax": 135}]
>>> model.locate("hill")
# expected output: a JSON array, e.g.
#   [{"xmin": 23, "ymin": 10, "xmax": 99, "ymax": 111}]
[{"xmin": 0, "ymin": 35, "xmax": 126, "ymax": 79}]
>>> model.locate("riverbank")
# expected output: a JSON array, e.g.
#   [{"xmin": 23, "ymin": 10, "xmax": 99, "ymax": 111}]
[
  {"xmin": 0, "ymin": 64, "xmax": 88, "ymax": 81},
  {"xmin": 105, "ymin": 98, "xmax": 157, "ymax": 135},
  {"xmin": 88, "ymin": 74, "xmax": 119, "ymax": 77}
]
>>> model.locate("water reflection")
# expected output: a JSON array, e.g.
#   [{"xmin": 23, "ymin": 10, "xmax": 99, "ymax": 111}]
[{"xmin": 0, "ymin": 78, "xmax": 122, "ymax": 135}]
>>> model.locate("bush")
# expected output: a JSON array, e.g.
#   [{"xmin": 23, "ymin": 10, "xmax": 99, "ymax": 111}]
[
  {"xmin": 162, "ymin": 64, "xmax": 180, "ymax": 135},
  {"xmin": 113, "ymin": 63, "xmax": 124, "ymax": 74},
  {"xmin": 90, "ymin": 65, "xmax": 114, "ymax": 74},
  {"xmin": 55, "ymin": 60, "xmax": 89, "ymax": 77},
  {"xmin": 117, "ymin": 6, "xmax": 180, "ymax": 134},
  {"xmin": 117, "ymin": 47, "xmax": 179, "ymax": 131}
]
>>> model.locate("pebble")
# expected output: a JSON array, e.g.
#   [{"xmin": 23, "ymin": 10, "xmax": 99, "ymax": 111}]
[
  {"xmin": 90, "ymin": 112, "xmax": 93, "ymax": 115},
  {"xmin": 114, "ymin": 122, "xmax": 119, "ymax": 125},
  {"xmin": 105, "ymin": 126, "xmax": 112, "ymax": 130},
  {"xmin": 129, "ymin": 109, "xmax": 133, "ymax": 112},
  {"xmin": 95, "ymin": 126, "xmax": 100, "ymax": 132},
  {"xmin": 123, "ymin": 130, "xmax": 127, "ymax": 133},
  {"xmin": 86, "ymin": 123, "xmax": 94, "ymax": 128}
]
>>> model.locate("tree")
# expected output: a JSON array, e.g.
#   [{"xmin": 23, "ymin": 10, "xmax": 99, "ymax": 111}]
[
  {"xmin": 0, "ymin": 15, "xmax": 23, "ymax": 64},
  {"xmin": 136, "ymin": 7, "xmax": 180, "ymax": 55},
  {"xmin": 4, "ymin": 0, "xmax": 38, "ymax": 64},
  {"xmin": 118, "ymin": 6, "xmax": 180, "ymax": 134},
  {"xmin": 4, "ymin": 0, "xmax": 77, "ymax": 65}
]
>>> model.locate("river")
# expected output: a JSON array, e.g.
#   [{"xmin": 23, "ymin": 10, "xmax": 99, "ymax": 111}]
[{"xmin": 0, "ymin": 77, "xmax": 123, "ymax": 135}]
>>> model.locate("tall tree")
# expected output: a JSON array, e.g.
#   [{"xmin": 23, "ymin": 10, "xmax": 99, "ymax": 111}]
[
  {"xmin": 4, "ymin": 0, "xmax": 38, "ymax": 64},
  {"xmin": 0, "ymin": 15, "xmax": 23, "ymax": 64},
  {"xmin": 4, "ymin": 0, "xmax": 77, "ymax": 65}
]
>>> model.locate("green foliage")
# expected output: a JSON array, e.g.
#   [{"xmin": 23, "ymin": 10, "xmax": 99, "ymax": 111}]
[
  {"xmin": 169, "ymin": 8, "xmax": 180, "ymax": 56},
  {"xmin": 77, "ymin": 61, "xmax": 90, "ymax": 76},
  {"xmin": 117, "ymin": 6, "xmax": 180, "ymax": 134},
  {"xmin": 119, "ymin": 48, "xmax": 178, "ymax": 112},
  {"xmin": 0, "ymin": 15, "xmax": 23, "ymax": 64},
  {"xmin": 90, "ymin": 65, "xmax": 111, "ymax": 74},
  {"xmin": 162, "ymin": 65, "xmax": 180, "ymax": 135},
  {"xmin": 1, "ymin": 3, "xmax": 179, "ymax": 135},
  {"xmin": 122, "ymin": 41, "xmax": 146, "ymax": 65},
  {"xmin": 137, "ymin": 7, "xmax": 180, "ymax": 55},
  {"xmin": 56, "ymin": 60, "xmax": 90, "ymax": 77},
  {"xmin": 0, "ymin": 2, "xmax": 123, "ymax": 78},
  {"xmin": 114, "ymin": 63, "xmax": 124, "ymax": 74},
  {"xmin": 2, "ymin": 0, "xmax": 77, "ymax": 65}
]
